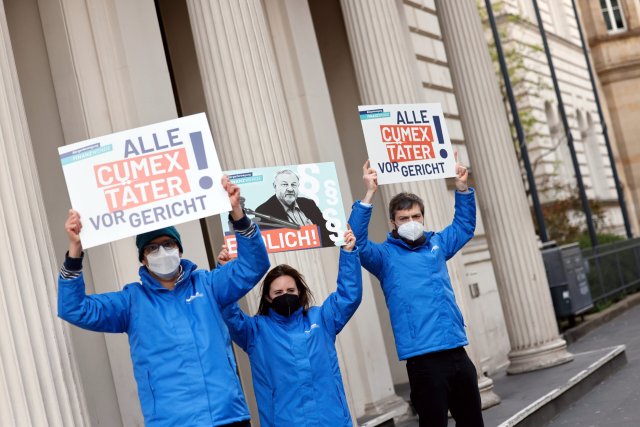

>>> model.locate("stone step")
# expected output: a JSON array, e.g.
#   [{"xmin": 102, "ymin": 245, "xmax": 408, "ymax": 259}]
[{"xmin": 497, "ymin": 345, "xmax": 626, "ymax": 427}]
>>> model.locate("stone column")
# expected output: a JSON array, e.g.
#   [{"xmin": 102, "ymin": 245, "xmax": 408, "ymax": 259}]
[
  {"xmin": 184, "ymin": 0, "xmax": 323, "ymax": 318},
  {"xmin": 37, "ymin": 1, "xmax": 197, "ymax": 423},
  {"xmin": 0, "ymin": 2, "xmax": 87, "ymax": 425},
  {"xmin": 185, "ymin": 0, "xmax": 405, "ymax": 420},
  {"xmin": 437, "ymin": 0, "xmax": 573, "ymax": 374},
  {"xmin": 340, "ymin": 0, "xmax": 500, "ymax": 407}
]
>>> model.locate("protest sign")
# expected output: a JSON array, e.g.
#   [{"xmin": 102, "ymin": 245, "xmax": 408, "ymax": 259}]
[
  {"xmin": 358, "ymin": 103, "xmax": 456, "ymax": 185},
  {"xmin": 221, "ymin": 163, "xmax": 347, "ymax": 256},
  {"xmin": 58, "ymin": 113, "xmax": 230, "ymax": 248}
]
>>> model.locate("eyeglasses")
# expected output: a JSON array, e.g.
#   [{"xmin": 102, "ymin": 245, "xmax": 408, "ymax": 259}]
[{"xmin": 143, "ymin": 239, "xmax": 179, "ymax": 256}]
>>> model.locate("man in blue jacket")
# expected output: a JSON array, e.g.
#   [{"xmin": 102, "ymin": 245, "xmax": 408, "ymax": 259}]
[
  {"xmin": 58, "ymin": 176, "xmax": 270, "ymax": 427},
  {"xmin": 348, "ymin": 157, "xmax": 483, "ymax": 427}
]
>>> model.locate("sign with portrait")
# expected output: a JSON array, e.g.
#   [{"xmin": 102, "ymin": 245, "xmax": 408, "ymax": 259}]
[
  {"xmin": 221, "ymin": 162, "xmax": 347, "ymax": 256},
  {"xmin": 358, "ymin": 103, "xmax": 456, "ymax": 185},
  {"xmin": 58, "ymin": 113, "xmax": 230, "ymax": 248}
]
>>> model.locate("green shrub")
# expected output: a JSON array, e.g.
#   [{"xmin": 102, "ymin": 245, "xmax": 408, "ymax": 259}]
[{"xmin": 578, "ymin": 232, "xmax": 625, "ymax": 248}]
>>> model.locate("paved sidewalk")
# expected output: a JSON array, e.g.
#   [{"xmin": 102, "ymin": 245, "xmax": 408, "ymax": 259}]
[{"xmin": 546, "ymin": 302, "xmax": 640, "ymax": 426}]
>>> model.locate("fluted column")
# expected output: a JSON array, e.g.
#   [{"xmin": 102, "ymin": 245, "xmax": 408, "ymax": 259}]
[
  {"xmin": 185, "ymin": 0, "xmax": 325, "ymax": 316},
  {"xmin": 185, "ymin": 0, "xmax": 404, "ymax": 419},
  {"xmin": 0, "ymin": 2, "xmax": 87, "ymax": 425},
  {"xmin": 437, "ymin": 0, "xmax": 573, "ymax": 374},
  {"xmin": 37, "ymin": 0, "xmax": 190, "ymax": 423},
  {"xmin": 340, "ymin": 0, "xmax": 500, "ymax": 408}
]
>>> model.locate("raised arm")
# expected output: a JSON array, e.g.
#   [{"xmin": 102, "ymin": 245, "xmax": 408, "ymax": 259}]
[
  {"xmin": 57, "ymin": 209, "xmax": 129, "ymax": 333},
  {"xmin": 320, "ymin": 230, "xmax": 362, "ymax": 335},
  {"xmin": 208, "ymin": 176, "xmax": 270, "ymax": 307},
  {"xmin": 347, "ymin": 160, "xmax": 385, "ymax": 276},
  {"xmin": 439, "ymin": 152, "xmax": 476, "ymax": 259}
]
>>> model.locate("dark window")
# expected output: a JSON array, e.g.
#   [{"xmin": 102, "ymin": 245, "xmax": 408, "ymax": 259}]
[{"xmin": 601, "ymin": 0, "xmax": 626, "ymax": 32}]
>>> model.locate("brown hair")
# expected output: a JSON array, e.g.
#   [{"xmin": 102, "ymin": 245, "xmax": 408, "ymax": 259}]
[
  {"xmin": 388, "ymin": 192, "xmax": 425, "ymax": 221},
  {"xmin": 257, "ymin": 264, "xmax": 314, "ymax": 315}
]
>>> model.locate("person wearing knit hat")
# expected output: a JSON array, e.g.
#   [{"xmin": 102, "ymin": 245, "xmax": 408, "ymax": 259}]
[
  {"xmin": 57, "ymin": 176, "xmax": 270, "ymax": 427},
  {"xmin": 136, "ymin": 226, "xmax": 183, "ymax": 261}
]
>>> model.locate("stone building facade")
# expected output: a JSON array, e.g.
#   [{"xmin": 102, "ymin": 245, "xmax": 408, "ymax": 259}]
[
  {"xmin": 0, "ymin": 0, "xmax": 619, "ymax": 425},
  {"xmin": 484, "ymin": 0, "xmax": 633, "ymax": 238},
  {"xmin": 576, "ymin": 0, "xmax": 640, "ymax": 236}
]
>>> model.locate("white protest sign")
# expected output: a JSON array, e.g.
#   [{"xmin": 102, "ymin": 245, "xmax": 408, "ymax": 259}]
[
  {"xmin": 58, "ymin": 113, "xmax": 230, "ymax": 248},
  {"xmin": 358, "ymin": 103, "xmax": 456, "ymax": 184}
]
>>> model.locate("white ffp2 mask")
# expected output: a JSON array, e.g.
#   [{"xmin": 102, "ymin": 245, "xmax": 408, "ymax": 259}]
[
  {"xmin": 397, "ymin": 221, "xmax": 424, "ymax": 242},
  {"xmin": 146, "ymin": 247, "xmax": 180, "ymax": 279}
]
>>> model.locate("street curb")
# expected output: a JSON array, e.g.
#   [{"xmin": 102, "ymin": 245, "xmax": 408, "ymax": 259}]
[
  {"xmin": 496, "ymin": 345, "xmax": 627, "ymax": 427},
  {"xmin": 562, "ymin": 292, "xmax": 640, "ymax": 345}
]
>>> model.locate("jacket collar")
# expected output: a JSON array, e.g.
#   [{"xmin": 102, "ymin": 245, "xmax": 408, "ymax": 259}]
[
  {"xmin": 386, "ymin": 230, "xmax": 434, "ymax": 250},
  {"xmin": 139, "ymin": 259, "xmax": 197, "ymax": 291},
  {"xmin": 268, "ymin": 306, "xmax": 304, "ymax": 325}
]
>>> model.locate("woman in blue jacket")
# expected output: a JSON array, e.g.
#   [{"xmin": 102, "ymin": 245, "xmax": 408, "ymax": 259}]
[{"xmin": 219, "ymin": 230, "xmax": 361, "ymax": 427}]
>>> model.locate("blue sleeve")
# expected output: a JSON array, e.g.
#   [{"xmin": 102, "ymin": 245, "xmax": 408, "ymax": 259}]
[
  {"xmin": 221, "ymin": 302, "xmax": 256, "ymax": 352},
  {"xmin": 207, "ymin": 225, "xmax": 270, "ymax": 307},
  {"xmin": 348, "ymin": 201, "xmax": 385, "ymax": 277},
  {"xmin": 57, "ymin": 273, "xmax": 130, "ymax": 333},
  {"xmin": 438, "ymin": 189, "xmax": 477, "ymax": 260},
  {"xmin": 320, "ymin": 247, "xmax": 363, "ymax": 335}
]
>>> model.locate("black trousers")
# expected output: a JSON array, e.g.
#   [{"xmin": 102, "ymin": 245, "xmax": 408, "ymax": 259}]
[
  {"xmin": 406, "ymin": 347, "xmax": 484, "ymax": 427},
  {"xmin": 218, "ymin": 421, "xmax": 250, "ymax": 427}
]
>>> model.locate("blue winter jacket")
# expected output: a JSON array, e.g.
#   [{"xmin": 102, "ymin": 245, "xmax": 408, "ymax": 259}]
[
  {"xmin": 221, "ymin": 248, "xmax": 362, "ymax": 427},
  {"xmin": 348, "ymin": 189, "xmax": 476, "ymax": 360},
  {"xmin": 57, "ymin": 229, "xmax": 269, "ymax": 427}
]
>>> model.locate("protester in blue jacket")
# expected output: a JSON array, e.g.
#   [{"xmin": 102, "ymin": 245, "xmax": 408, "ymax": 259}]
[
  {"xmin": 57, "ymin": 176, "xmax": 269, "ymax": 427},
  {"xmin": 348, "ymin": 155, "xmax": 483, "ymax": 427},
  {"xmin": 218, "ymin": 229, "xmax": 361, "ymax": 427}
]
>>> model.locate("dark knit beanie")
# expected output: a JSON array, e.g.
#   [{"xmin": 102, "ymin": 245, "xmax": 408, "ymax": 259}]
[{"xmin": 136, "ymin": 226, "xmax": 183, "ymax": 261}]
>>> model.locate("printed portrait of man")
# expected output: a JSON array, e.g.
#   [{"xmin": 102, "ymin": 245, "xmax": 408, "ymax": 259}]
[{"xmin": 254, "ymin": 169, "xmax": 334, "ymax": 246}]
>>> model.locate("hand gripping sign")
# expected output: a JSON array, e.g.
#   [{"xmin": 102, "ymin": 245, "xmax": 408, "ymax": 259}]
[
  {"xmin": 358, "ymin": 103, "xmax": 456, "ymax": 185},
  {"xmin": 58, "ymin": 113, "xmax": 230, "ymax": 248},
  {"xmin": 220, "ymin": 162, "xmax": 347, "ymax": 257}
]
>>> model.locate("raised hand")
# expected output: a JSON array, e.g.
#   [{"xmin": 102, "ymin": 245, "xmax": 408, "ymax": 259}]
[
  {"xmin": 65, "ymin": 209, "xmax": 83, "ymax": 257},
  {"xmin": 362, "ymin": 160, "xmax": 378, "ymax": 204},
  {"xmin": 342, "ymin": 227, "xmax": 356, "ymax": 252},
  {"xmin": 217, "ymin": 243, "xmax": 232, "ymax": 266},
  {"xmin": 222, "ymin": 175, "xmax": 244, "ymax": 220},
  {"xmin": 454, "ymin": 150, "xmax": 469, "ymax": 192}
]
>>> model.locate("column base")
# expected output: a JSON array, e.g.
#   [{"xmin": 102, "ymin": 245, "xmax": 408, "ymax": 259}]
[
  {"xmin": 358, "ymin": 393, "xmax": 410, "ymax": 427},
  {"xmin": 507, "ymin": 338, "xmax": 574, "ymax": 375},
  {"xmin": 478, "ymin": 374, "xmax": 501, "ymax": 409}
]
